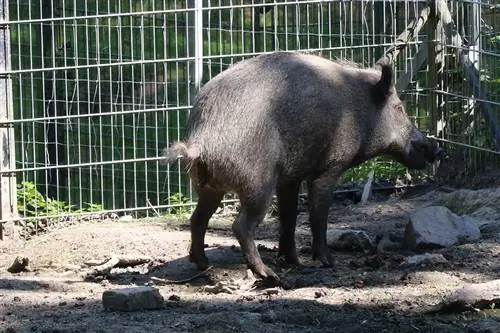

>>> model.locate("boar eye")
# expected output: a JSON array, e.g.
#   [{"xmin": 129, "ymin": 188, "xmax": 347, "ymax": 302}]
[{"xmin": 395, "ymin": 103, "xmax": 405, "ymax": 114}]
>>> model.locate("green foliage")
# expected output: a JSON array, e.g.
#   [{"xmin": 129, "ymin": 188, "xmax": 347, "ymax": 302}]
[
  {"xmin": 340, "ymin": 157, "xmax": 408, "ymax": 183},
  {"xmin": 488, "ymin": 35, "xmax": 500, "ymax": 45},
  {"xmin": 74, "ymin": 202, "xmax": 104, "ymax": 213},
  {"xmin": 17, "ymin": 181, "xmax": 103, "ymax": 220},
  {"xmin": 17, "ymin": 181, "xmax": 71, "ymax": 217},
  {"xmin": 165, "ymin": 192, "xmax": 191, "ymax": 216}
]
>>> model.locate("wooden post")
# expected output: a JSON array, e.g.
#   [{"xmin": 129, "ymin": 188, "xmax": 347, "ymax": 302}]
[
  {"xmin": 0, "ymin": 0, "xmax": 18, "ymax": 239},
  {"xmin": 426, "ymin": 2, "xmax": 439, "ymax": 137},
  {"xmin": 395, "ymin": 43, "xmax": 428, "ymax": 92}
]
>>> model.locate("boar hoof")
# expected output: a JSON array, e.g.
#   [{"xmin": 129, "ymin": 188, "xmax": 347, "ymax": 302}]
[
  {"xmin": 313, "ymin": 251, "xmax": 335, "ymax": 268},
  {"xmin": 277, "ymin": 252, "xmax": 300, "ymax": 266},
  {"xmin": 189, "ymin": 251, "xmax": 209, "ymax": 270},
  {"xmin": 252, "ymin": 265, "xmax": 280, "ymax": 286}
]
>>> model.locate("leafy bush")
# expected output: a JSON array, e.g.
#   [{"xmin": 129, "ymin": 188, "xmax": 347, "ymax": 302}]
[
  {"xmin": 166, "ymin": 192, "xmax": 191, "ymax": 216},
  {"xmin": 17, "ymin": 181, "xmax": 103, "ymax": 220},
  {"xmin": 340, "ymin": 157, "xmax": 408, "ymax": 183}
]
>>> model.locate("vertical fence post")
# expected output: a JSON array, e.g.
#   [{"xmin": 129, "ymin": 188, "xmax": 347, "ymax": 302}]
[
  {"xmin": 187, "ymin": 0, "xmax": 203, "ymax": 201},
  {"xmin": 188, "ymin": 0, "xmax": 204, "ymax": 95},
  {"xmin": 254, "ymin": 4, "xmax": 264, "ymax": 53},
  {"xmin": 374, "ymin": 1, "xmax": 385, "ymax": 63},
  {"xmin": 427, "ymin": 1, "xmax": 440, "ymax": 138},
  {"xmin": 468, "ymin": 0, "xmax": 481, "ymax": 71},
  {"xmin": 0, "ymin": 0, "xmax": 18, "ymax": 239},
  {"xmin": 468, "ymin": 0, "xmax": 482, "ymax": 166}
]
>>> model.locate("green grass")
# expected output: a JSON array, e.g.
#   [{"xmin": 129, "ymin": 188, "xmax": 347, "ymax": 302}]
[{"xmin": 340, "ymin": 157, "xmax": 409, "ymax": 183}]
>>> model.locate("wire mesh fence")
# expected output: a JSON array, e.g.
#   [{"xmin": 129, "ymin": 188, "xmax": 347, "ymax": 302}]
[
  {"xmin": 437, "ymin": 0, "xmax": 500, "ymax": 173},
  {"xmin": 1, "ymin": 0, "xmax": 499, "ymax": 234}
]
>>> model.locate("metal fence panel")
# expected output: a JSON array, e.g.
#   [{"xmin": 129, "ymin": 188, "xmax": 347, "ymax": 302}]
[{"xmin": 1, "ymin": 0, "xmax": 499, "ymax": 233}]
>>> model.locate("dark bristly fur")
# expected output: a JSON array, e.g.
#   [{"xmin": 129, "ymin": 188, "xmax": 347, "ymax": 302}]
[{"xmin": 162, "ymin": 52, "xmax": 441, "ymax": 284}]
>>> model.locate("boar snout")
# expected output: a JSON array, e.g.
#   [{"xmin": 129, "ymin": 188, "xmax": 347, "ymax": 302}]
[
  {"xmin": 407, "ymin": 130, "xmax": 444, "ymax": 168},
  {"xmin": 410, "ymin": 137, "xmax": 444, "ymax": 164},
  {"xmin": 398, "ymin": 127, "xmax": 439, "ymax": 169}
]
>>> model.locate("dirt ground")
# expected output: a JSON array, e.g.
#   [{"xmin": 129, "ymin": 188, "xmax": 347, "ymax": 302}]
[{"xmin": 1, "ymin": 186, "xmax": 499, "ymax": 333}]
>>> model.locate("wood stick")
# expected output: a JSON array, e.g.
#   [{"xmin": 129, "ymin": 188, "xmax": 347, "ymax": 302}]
[
  {"xmin": 150, "ymin": 266, "xmax": 214, "ymax": 285},
  {"xmin": 376, "ymin": 4, "xmax": 431, "ymax": 66},
  {"xmin": 84, "ymin": 255, "xmax": 154, "ymax": 268}
]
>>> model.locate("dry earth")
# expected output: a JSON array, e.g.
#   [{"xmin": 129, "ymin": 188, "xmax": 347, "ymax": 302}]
[{"xmin": 1, "ymin": 186, "xmax": 499, "ymax": 333}]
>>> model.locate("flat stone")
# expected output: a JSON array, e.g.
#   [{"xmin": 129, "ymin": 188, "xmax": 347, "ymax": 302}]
[
  {"xmin": 404, "ymin": 206, "xmax": 481, "ymax": 250},
  {"xmin": 327, "ymin": 229, "xmax": 374, "ymax": 253},
  {"xmin": 118, "ymin": 215, "xmax": 134, "ymax": 222},
  {"xmin": 440, "ymin": 279, "xmax": 500, "ymax": 312},
  {"xmin": 400, "ymin": 253, "xmax": 448, "ymax": 267},
  {"xmin": 102, "ymin": 286, "xmax": 164, "ymax": 312}
]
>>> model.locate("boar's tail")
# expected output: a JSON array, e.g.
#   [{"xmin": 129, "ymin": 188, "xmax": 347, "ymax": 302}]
[{"xmin": 162, "ymin": 142, "xmax": 201, "ymax": 164}]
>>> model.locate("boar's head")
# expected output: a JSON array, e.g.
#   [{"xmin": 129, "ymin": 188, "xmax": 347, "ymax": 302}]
[{"xmin": 369, "ymin": 59, "xmax": 443, "ymax": 170}]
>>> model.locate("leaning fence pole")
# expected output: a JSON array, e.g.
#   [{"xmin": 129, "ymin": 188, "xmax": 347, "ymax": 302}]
[
  {"xmin": 376, "ymin": 3, "xmax": 431, "ymax": 66},
  {"xmin": 0, "ymin": 0, "xmax": 18, "ymax": 239}
]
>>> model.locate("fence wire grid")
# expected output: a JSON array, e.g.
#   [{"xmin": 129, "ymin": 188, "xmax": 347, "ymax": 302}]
[{"xmin": 0, "ymin": 0, "xmax": 499, "ymax": 232}]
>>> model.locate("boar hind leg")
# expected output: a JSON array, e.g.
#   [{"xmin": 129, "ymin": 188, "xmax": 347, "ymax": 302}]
[
  {"xmin": 232, "ymin": 180, "xmax": 279, "ymax": 283},
  {"xmin": 307, "ymin": 172, "xmax": 340, "ymax": 267},
  {"xmin": 277, "ymin": 180, "xmax": 301, "ymax": 265},
  {"xmin": 189, "ymin": 187, "xmax": 225, "ymax": 270}
]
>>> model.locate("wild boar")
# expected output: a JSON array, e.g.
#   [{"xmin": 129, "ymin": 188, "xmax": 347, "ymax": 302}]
[{"xmin": 164, "ymin": 52, "xmax": 442, "ymax": 284}]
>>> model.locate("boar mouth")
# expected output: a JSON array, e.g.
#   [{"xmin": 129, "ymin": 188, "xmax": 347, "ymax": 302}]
[{"xmin": 410, "ymin": 139, "xmax": 444, "ymax": 163}]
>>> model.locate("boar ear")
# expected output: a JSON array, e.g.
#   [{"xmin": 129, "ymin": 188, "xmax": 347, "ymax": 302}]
[{"xmin": 372, "ymin": 60, "xmax": 395, "ymax": 105}]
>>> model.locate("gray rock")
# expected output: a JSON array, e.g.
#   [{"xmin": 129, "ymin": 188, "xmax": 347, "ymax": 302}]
[
  {"xmin": 376, "ymin": 233, "xmax": 403, "ymax": 253},
  {"xmin": 440, "ymin": 279, "xmax": 500, "ymax": 312},
  {"xmin": 2, "ymin": 221, "xmax": 18, "ymax": 239},
  {"xmin": 468, "ymin": 319, "xmax": 500, "ymax": 333},
  {"xmin": 118, "ymin": 215, "xmax": 134, "ymax": 222},
  {"xmin": 400, "ymin": 253, "xmax": 448, "ymax": 267},
  {"xmin": 102, "ymin": 286, "xmax": 164, "ymax": 312},
  {"xmin": 443, "ymin": 188, "xmax": 500, "ymax": 221},
  {"xmin": 404, "ymin": 206, "xmax": 481, "ymax": 250},
  {"xmin": 7, "ymin": 256, "xmax": 31, "ymax": 273},
  {"xmin": 327, "ymin": 229, "xmax": 374, "ymax": 253}
]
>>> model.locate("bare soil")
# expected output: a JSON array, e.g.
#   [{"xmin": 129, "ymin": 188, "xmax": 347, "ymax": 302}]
[{"xmin": 1, "ymin": 187, "xmax": 499, "ymax": 333}]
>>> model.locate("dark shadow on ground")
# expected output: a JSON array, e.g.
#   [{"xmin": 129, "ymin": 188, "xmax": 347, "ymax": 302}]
[
  {"xmin": 4, "ymin": 291, "xmax": 499, "ymax": 333},
  {"xmin": 0, "ymin": 278, "xmax": 79, "ymax": 292}
]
